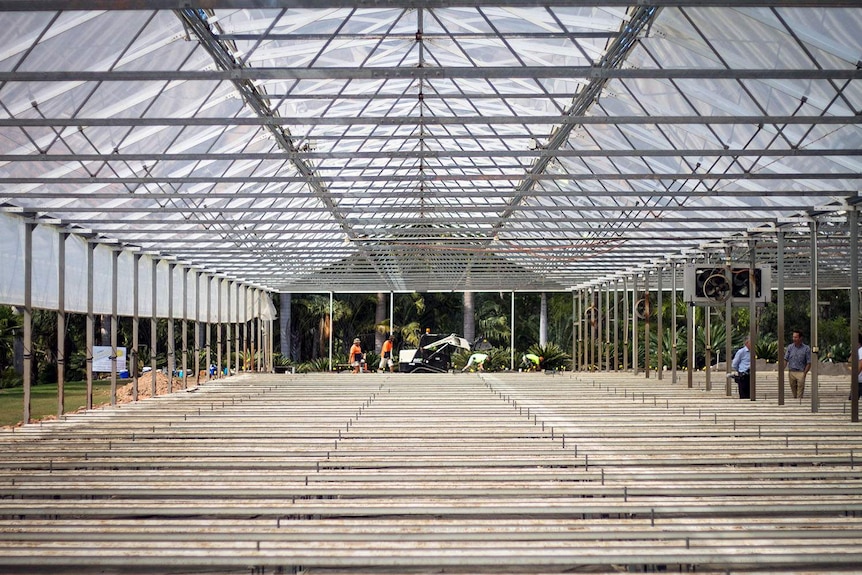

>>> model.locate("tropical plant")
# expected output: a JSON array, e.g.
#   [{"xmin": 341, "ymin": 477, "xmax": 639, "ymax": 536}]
[
  {"xmin": 297, "ymin": 356, "xmax": 333, "ymax": 373},
  {"xmin": 526, "ymin": 342, "xmax": 570, "ymax": 371},
  {"xmin": 398, "ymin": 321, "xmax": 423, "ymax": 348},
  {"xmin": 453, "ymin": 347, "xmax": 512, "ymax": 372},
  {"xmin": 0, "ymin": 305, "xmax": 22, "ymax": 382},
  {"xmin": 546, "ymin": 293, "xmax": 574, "ymax": 350},
  {"xmin": 475, "ymin": 295, "xmax": 510, "ymax": 347},
  {"xmin": 484, "ymin": 347, "xmax": 512, "ymax": 371},
  {"xmin": 754, "ymin": 333, "xmax": 778, "ymax": 363},
  {"xmin": 295, "ymin": 295, "xmax": 351, "ymax": 359},
  {"xmin": 825, "ymin": 341, "xmax": 851, "ymax": 364}
]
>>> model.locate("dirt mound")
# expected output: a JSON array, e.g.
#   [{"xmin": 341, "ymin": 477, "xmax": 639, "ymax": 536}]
[{"xmin": 117, "ymin": 371, "xmax": 199, "ymax": 401}]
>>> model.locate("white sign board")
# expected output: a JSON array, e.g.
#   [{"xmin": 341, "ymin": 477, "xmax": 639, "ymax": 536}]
[{"xmin": 93, "ymin": 346, "xmax": 127, "ymax": 373}]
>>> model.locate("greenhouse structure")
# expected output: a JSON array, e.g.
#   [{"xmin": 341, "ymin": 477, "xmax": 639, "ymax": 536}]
[{"xmin": 0, "ymin": 1, "xmax": 860, "ymax": 573}]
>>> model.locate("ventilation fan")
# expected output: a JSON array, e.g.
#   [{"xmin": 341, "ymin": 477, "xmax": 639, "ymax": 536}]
[
  {"xmin": 702, "ymin": 271, "xmax": 731, "ymax": 303},
  {"xmin": 732, "ymin": 269, "xmax": 751, "ymax": 297},
  {"xmin": 685, "ymin": 264, "xmax": 771, "ymax": 305}
]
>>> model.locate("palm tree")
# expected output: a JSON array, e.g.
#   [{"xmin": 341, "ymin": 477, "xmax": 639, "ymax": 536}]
[
  {"xmin": 475, "ymin": 294, "xmax": 510, "ymax": 348},
  {"xmin": 0, "ymin": 305, "xmax": 23, "ymax": 385},
  {"xmin": 296, "ymin": 295, "xmax": 350, "ymax": 359}
]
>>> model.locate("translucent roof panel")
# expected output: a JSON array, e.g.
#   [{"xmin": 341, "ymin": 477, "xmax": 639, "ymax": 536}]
[{"xmin": 0, "ymin": 1, "xmax": 859, "ymax": 293}]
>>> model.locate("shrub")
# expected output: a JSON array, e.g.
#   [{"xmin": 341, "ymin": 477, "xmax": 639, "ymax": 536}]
[
  {"xmin": 755, "ymin": 334, "xmax": 778, "ymax": 363},
  {"xmin": 526, "ymin": 342, "xmax": 571, "ymax": 371}
]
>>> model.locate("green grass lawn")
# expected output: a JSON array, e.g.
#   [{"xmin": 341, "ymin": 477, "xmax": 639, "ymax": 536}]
[{"xmin": 0, "ymin": 379, "xmax": 118, "ymax": 427}]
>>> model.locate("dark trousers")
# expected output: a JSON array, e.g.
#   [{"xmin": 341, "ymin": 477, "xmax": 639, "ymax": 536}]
[{"xmin": 737, "ymin": 372, "xmax": 750, "ymax": 399}]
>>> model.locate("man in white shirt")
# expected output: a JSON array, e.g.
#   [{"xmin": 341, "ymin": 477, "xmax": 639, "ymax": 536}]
[{"xmin": 731, "ymin": 338, "xmax": 752, "ymax": 400}]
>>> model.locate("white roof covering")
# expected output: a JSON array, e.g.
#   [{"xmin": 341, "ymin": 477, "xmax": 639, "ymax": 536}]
[{"xmin": 0, "ymin": 1, "xmax": 859, "ymax": 293}]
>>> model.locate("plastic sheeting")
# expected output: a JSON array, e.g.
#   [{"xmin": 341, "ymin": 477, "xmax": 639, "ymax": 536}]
[{"xmin": 0, "ymin": 211, "xmax": 276, "ymax": 322}]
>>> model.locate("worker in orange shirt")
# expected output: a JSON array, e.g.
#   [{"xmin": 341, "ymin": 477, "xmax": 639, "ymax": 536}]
[
  {"xmin": 378, "ymin": 336, "xmax": 395, "ymax": 373},
  {"xmin": 349, "ymin": 337, "xmax": 363, "ymax": 374}
]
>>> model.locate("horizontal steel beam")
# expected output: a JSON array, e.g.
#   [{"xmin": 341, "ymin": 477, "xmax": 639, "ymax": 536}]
[
  {"xmin": 1, "ymin": 172, "xmax": 857, "ymax": 184},
  {"xmin": 3, "ymin": 149, "xmax": 858, "ymax": 162},
  {"xmin": 221, "ymin": 31, "xmax": 619, "ymax": 41},
  {"xmin": 0, "ymin": 115, "xmax": 856, "ymax": 127},
  {"xmin": 7, "ymin": 190, "xmax": 857, "ymax": 200},
  {"xmin": 9, "ymin": 205, "xmax": 815, "ymax": 214},
  {"xmin": 1, "ymin": 1, "xmax": 858, "ymax": 10},
  {"xmin": 1, "ymin": 68, "xmax": 859, "ymax": 82},
  {"xmin": 13, "ymin": 190, "xmax": 862, "ymax": 201},
  {"xmin": 15, "ymin": 210, "xmax": 779, "ymax": 223},
  {"xmin": 47, "ymin": 219, "xmax": 754, "ymax": 234}
]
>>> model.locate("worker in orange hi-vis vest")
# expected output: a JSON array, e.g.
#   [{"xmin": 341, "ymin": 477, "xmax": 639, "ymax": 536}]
[
  {"xmin": 349, "ymin": 337, "xmax": 363, "ymax": 374},
  {"xmin": 379, "ymin": 336, "xmax": 395, "ymax": 373}
]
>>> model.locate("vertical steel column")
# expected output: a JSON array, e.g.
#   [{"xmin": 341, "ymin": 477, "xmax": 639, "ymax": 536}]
[
  {"xmin": 809, "ymin": 221, "xmax": 820, "ymax": 412},
  {"xmin": 235, "ymin": 283, "xmax": 241, "ymax": 376},
  {"xmin": 540, "ymin": 292, "xmax": 548, "ymax": 348},
  {"xmin": 594, "ymin": 287, "xmax": 601, "ymax": 371},
  {"xmin": 588, "ymin": 288, "xmax": 595, "ymax": 370},
  {"xmin": 671, "ymin": 262, "xmax": 678, "ymax": 384},
  {"xmin": 724, "ymin": 250, "xmax": 733, "ymax": 397},
  {"xmin": 584, "ymin": 288, "xmax": 591, "ymax": 370},
  {"xmin": 644, "ymin": 269, "xmax": 651, "ymax": 379},
  {"xmin": 749, "ymin": 239, "xmax": 758, "ymax": 402},
  {"xmin": 328, "ymin": 291, "xmax": 333, "ymax": 372},
  {"xmin": 705, "ymin": 304, "xmax": 712, "ymax": 392},
  {"xmin": 150, "ymin": 258, "xmax": 157, "ymax": 397},
  {"xmin": 849, "ymin": 207, "xmax": 859, "ymax": 422},
  {"xmin": 181, "ymin": 266, "xmax": 188, "ymax": 389},
  {"xmin": 580, "ymin": 289, "xmax": 586, "ymax": 371},
  {"xmin": 132, "ymin": 254, "xmax": 140, "ymax": 401},
  {"xmin": 256, "ymin": 296, "xmax": 269, "ymax": 372},
  {"xmin": 777, "ymin": 231, "xmax": 786, "ymax": 405},
  {"xmin": 269, "ymin": 317, "xmax": 274, "ymax": 373},
  {"xmin": 657, "ymin": 266, "xmax": 664, "ymax": 380},
  {"xmin": 244, "ymin": 283, "xmax": 250, "ymax": 373},
  {"xmin": 216, "ymin": 278, "xmax": 223, "ymax": 378},
  {"xmin": 167, "ymin": 263, "xmax": 175, "ymax": 392},
  {"xmin": 612, "ymin": 278, "xmax": 620, "ymax": 371},
  {"xmin": 587, "ymin": 288, "xmax": 593, "ymax": 371},
  {"xmin": 236, "ymin": 285, "xmax": 248, "ymax": 373},
  {"xmin": 686, "ymin": 262, "xmax": 694, "ymax": 389},
  {"xmin": 623, "ymin": 278, "xmax": 629, "ymax": 372},
  {"xmin": 571, "ymin": 290, "xmax": 577, "ymax": 372},
  {"xmin": 510, "ymin": 292, "xmax": 516, "ymax": 372},
  {"xmin": 253, "ymin": 289, "xmax": 259, "ymax": 372},
  {"xmin": 254, "ymin": 288, "xmax": 260, "ymax": 372},
  {"xmin": 225, "ymin": 281, "xmax": 231, "ymax": 377},
  {"xmin": 22, "ymin": 222, "xmax": 33, "ymax": 424},
  {"xmin": 632, "ymin": 274, "xmax": 639, "ymax": 375},
  {"xmin": 56, "ymin": 232, "xmax": 67, "ymax": 418},
  {"xmin": 595, "ymin": 287, "xmax": 601, "ymax": 370},
  {"xmin": 110, "ymin": 249, "xmax": 118, "ymax": 406},
  {"xmin": 86, "ymin": 241, "xmax": 94, "ymax": 410},
  {"xmin": 605, "ymin": 283, "xmax": 611, "ymax": 372},
  {"xmin": 587, "ymin": 285, "xmax": 602, "ymax": 371},
  {"xmin": 243, "ymin": 285, "xmax": 248, "ymax": 373},
  {"xmin": 194, "ymin": 269, "xmax": 201, "ymax": 384},
  {"xmin": 259, "ymin": 291, "xmax": 265, "ymax": 372},
  {"xmin": 206, "ymin": 275, "xmax": 212, "ymax": 380}
]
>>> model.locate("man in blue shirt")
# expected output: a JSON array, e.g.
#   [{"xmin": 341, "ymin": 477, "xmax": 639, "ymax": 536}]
[
  {"xmin": 731, "ymin": 337, "xmax": 752, "ymax": 399},
  {"xmin": 784, "ymin": 330, "xmax": 811, "ymax": 399}
]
